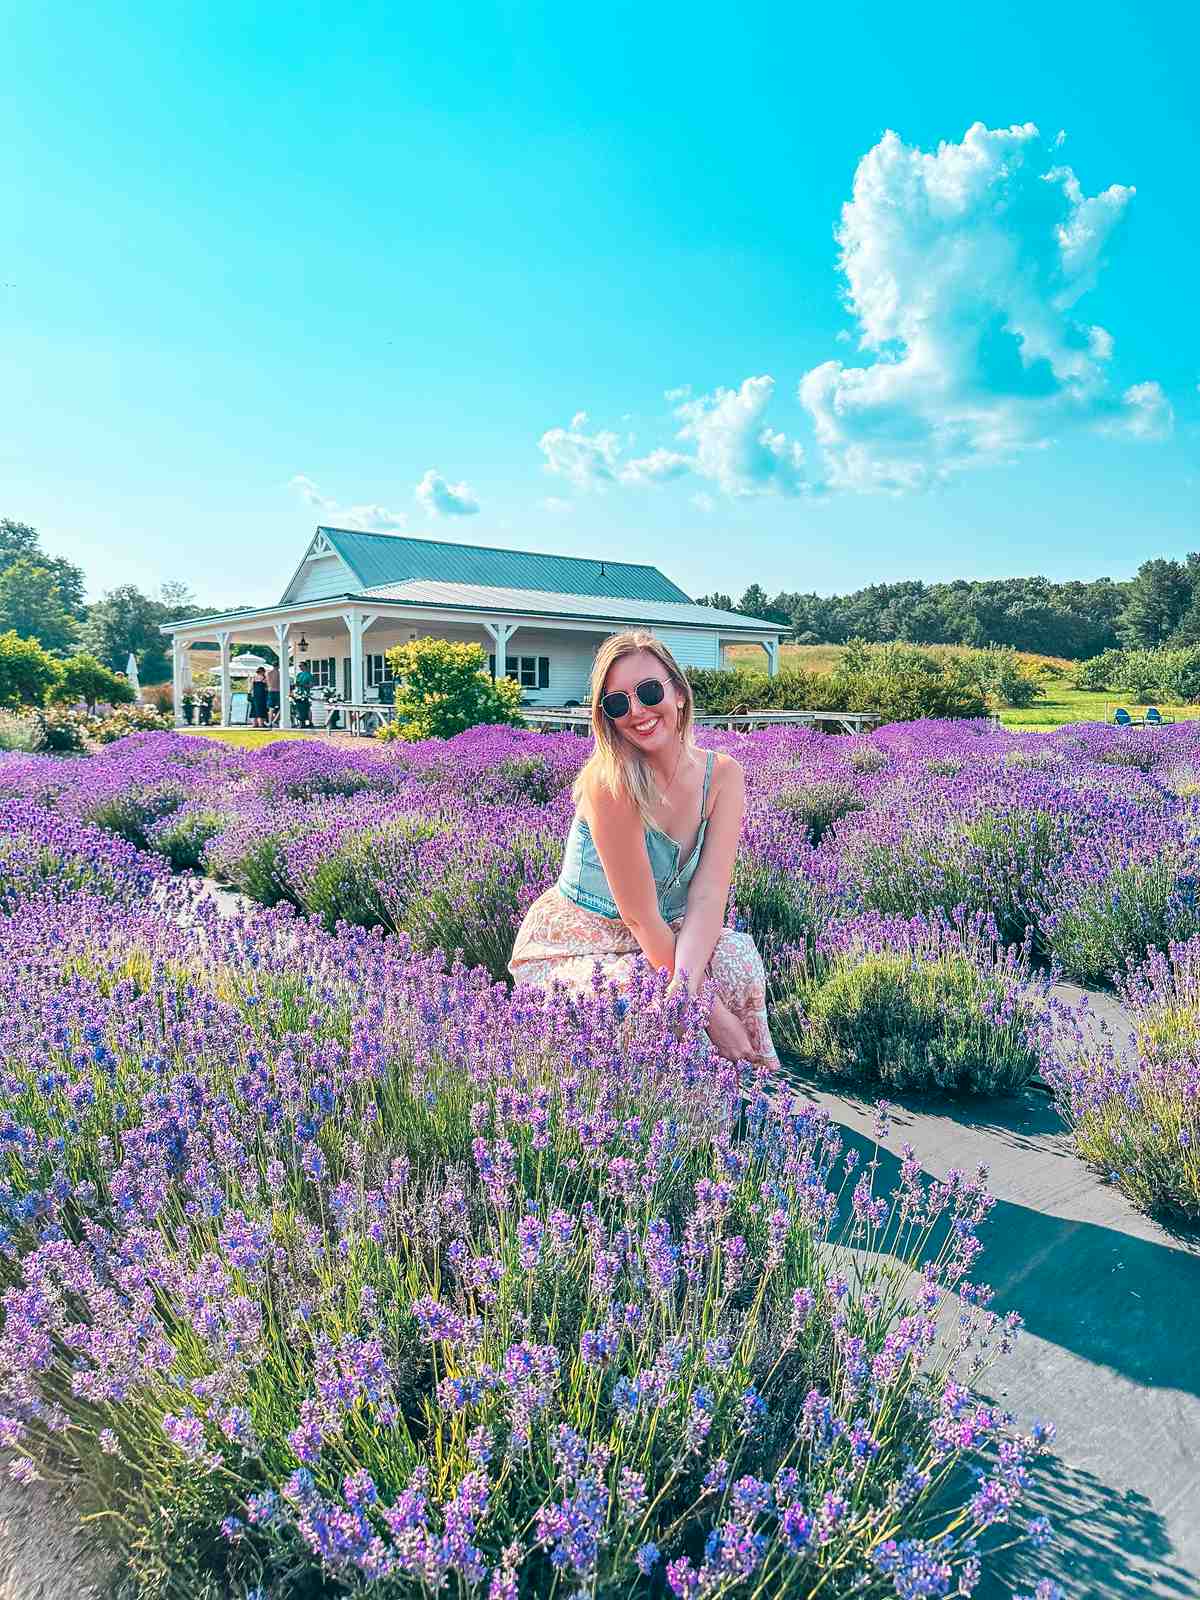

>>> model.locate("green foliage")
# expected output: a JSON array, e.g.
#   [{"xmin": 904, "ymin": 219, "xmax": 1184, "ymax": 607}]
[
  {"xmin": 380, "ymin": 637, "xmax": 525, "ymax": 741},
  {"xmin": 150, "ymin": 809, "xmax": 229, "ymax": 871},
  {"xmin": 0, "ymin": 629, "xmax": 61, "ymax": 707},
  {"xmin": 50, "ymin": 650, "xmax": 137, "ymax": 711},
  {"xmin": 0, "ymin": 557, "xmax": 80, "ymax": 652},
  {"xmin": 81, "ymin": 584, "xmax": 189, "ymax": 683},
  {"xmin": 302, "ymin": 818, "xmax": 441, "ymax": 932},
  {"xmin": 688, "ymin": 643, "xmax": 989, "ymax": 723},
  {"xmin": 1073, "ymin": 644, "xmax": 1200, "ymax": 704},
  {"xmin": 1117, "ymin": 557, "xmax": 1195, "ymax": 649},
  {"xmin": 773, "ymin": 949, "xmax": 1043, "ymax": 1093},
  {"xmin": 829, "ymin": 641, "xmax": 988, "ymax": 722},
  {"xmin": 0, "ymin": 708, "xmax": 44, "ymax": 752},
  {"xmin": 774, "ymin": 780, "xmax": 866, "ymax": 844}
]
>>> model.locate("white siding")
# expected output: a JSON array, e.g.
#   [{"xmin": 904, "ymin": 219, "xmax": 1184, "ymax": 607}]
[
  {"xmin": 283, "ymin": 555, "xmax": 355, "ymax": 604},
  {"xmin": 651, "ymin": 629, "xmax": 721, "ymax": 670}
]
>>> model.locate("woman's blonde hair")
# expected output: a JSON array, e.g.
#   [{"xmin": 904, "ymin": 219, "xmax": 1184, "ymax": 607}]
[{"xmin": 572, "ymin": 630, "xmax": 697, "ymax": 824}]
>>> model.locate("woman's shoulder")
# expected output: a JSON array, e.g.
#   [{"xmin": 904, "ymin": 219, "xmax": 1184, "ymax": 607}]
[{"xmin": 705, "ymin": 750, "xmax": 746, "ymax": 808}]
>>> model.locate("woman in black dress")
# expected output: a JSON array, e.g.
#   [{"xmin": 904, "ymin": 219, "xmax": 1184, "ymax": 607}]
[{"xmin": 249, "ymin": 667, "xmax": 269, "ymax": 728}]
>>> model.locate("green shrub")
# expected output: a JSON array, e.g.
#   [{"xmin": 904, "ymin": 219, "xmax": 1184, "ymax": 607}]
[
  {"xmin": 1073, "ymin": 650, "xmax": 1125, "ymax": 692},
  {"xmin": 0, "ymin": 708, "xmax": 44, "ymax": 752},
  {"xmin": 379, "ymin": 638, "xmax": 524, "ymax": 741},
  {"xmin": 300, "ymin": 817, "xmax": 441, "ymax": 931},
  {"xmin": 151, "ymin": 809, "xmax": 229, "ymax": 871},
  {"xmin": 774, "ymin": 780, "xmax": 866, "ymax": 844},
  {"xmin": 48, "ymin": 651, "xmax": 137, "ymax": 712},
  {"xmin": 773, "ymin": 948, "xmax": 1044, "ymax": 1093},
  {"xmin": 0, "ymin": 630, "xmax": 60, "ymax": 707}
]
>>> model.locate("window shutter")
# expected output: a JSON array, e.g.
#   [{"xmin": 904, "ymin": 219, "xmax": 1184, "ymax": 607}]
[
  {"xmin": 538, "ymin": 656, "xmax": 550, "ymax": 689},
  {"xmin": 488, "ymin": 654, "xmax": 496, "ymax": 677}
]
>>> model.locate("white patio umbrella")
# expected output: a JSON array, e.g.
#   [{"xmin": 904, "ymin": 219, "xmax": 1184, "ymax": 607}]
[
  {"xmin": 125, "ymin": 651, "xmax": 141, "ymax": 701},
  {"xmin": 227, "ymin": 653, "xmax": 271, "ymax": 676}
]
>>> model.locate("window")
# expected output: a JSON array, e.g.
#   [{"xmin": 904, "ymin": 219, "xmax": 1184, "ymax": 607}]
[
  {"xmin": 299, "ymin": 657, "xmax": 336, "ymax": 689},
  {"xmin": 488, "ymin": 654, "xmax": 551, "ymax": 689},
  {"xmin": 366, "ymin": 653, "xmax": 394, "ymax": 688}
]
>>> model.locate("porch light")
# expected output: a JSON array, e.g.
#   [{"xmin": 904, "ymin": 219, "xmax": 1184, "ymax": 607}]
[{"xmin": 298, "ymin": 635, "xmax": 308, "ymax": 652}]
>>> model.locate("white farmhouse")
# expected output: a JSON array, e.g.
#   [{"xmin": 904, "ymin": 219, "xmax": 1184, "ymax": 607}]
[{"xmin": 161, "ymin": 527, "xmax": 783, "ymax": 730}]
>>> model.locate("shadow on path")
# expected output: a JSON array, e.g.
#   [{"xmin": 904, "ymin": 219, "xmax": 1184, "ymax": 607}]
[
  {"xmin": 977, "ymin": 1453, "xmax": 1200, "ymax": 1600},
  {"xmin": 781, "ymin": 1072, "xmax": 1200, "ymax": 1396}
]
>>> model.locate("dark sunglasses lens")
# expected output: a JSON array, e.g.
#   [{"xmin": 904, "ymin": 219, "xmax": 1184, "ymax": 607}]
[
  {"xmin": 637, "ymin": 678, "xmax": 666, "ymax": 707},
  {"xmin": 602, "ymin": 691, "xmax": 631, "ymax": 718}
]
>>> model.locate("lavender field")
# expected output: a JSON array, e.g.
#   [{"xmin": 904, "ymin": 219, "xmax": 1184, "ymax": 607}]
[{"xmin": 1, "ymin": 718, "xmax": 1199, "ymax": 1598}]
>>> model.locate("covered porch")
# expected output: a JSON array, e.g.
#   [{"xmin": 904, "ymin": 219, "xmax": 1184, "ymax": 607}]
[{"xmin": 162, "ymin": 593, "xmax": 783, "ymax": 733}]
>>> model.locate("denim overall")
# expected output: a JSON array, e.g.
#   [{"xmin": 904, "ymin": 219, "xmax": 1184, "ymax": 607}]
[{"xmin": 556, "ymin": 751, "xmax": 715, "ymax": 922}]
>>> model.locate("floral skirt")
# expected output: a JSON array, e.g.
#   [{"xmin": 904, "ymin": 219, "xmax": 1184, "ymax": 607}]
[{"xmin": 509, "ymin": 887, "xmax": 780, "ymax": 1068}]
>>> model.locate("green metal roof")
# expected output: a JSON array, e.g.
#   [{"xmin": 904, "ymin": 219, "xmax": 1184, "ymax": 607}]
[{"xmin": 319, "ymin": 527, "xmax": 693, "ymax": 604}]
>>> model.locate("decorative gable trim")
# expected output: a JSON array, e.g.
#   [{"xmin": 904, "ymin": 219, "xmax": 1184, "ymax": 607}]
[{"xmin": 278, "ymin": 531, "xmax": 360, "ymax": 605}]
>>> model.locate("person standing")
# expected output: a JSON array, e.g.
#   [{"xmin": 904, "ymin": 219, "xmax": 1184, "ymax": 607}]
[
  {"xmin": 249, "ymin": 666, "xmax": 269, "ymax": 729},
  {"xmin": 294, "ymin": 663, "xmax": 314, "ymax": 728},
  {"xmin": 266, "ymin": 662, "xmax": 281, "ymax": 726}
]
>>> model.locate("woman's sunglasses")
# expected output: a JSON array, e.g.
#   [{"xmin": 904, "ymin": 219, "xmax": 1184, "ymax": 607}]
[{"xmin": 600, "ymin": 677, "xmax": 667, "ymax": 720}]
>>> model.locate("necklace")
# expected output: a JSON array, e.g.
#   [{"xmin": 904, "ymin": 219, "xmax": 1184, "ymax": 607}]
[{"xmin": 656, "ymin": 744, "xmax": 686, "ymax": 809}]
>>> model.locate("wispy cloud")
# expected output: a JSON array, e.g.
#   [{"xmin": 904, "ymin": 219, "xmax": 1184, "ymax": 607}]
[
  {"xmin": 620, "ymin": 448, "xmax": 694, "ymax": 486},
  {"xmin": 797, "ymin": 121, "xmax": 1169, "ymax": 491},
  {"xmin": 289, "ymin": 474, "xmax": 407, "ymax": 531},
  {"xmin": 415, "ymin": 468, "xmax": 480, "ymax": 517},
  {"xmin": 538, "ymin": 412, "xmax": 622, "ymax": 488},
  {"xmin": 540, "ymin": 496, "xmax": 574, "ymax": 514}
]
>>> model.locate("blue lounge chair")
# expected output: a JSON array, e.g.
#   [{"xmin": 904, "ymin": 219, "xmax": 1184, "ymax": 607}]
[
  {"xmin": 1112, "ymin": 707, "xmax": 1142, "ymax": 727},
  {"xmin": 1144, "ymin": 706, "xmax": 1174, "ymax": 726}
]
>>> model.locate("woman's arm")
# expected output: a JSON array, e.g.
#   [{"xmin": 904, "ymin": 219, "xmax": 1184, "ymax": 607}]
[
  {"xmin": 673, "ymin": 756, "xmax": 746, "ymax": 996},
  {"xmin": 583, "ymin": 776, "xmax": 677, "ymax": 976}
]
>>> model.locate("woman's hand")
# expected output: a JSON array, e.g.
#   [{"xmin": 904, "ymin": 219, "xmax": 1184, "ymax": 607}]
[{"xmin": 705, "ymin": 995, "xmax": 757, "ymax": 1064}]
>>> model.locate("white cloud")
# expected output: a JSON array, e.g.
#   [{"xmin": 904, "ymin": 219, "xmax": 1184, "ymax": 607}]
[
  {"xmin": 289, "ymin": 474, "xmax": 407, "ymax": 531},
  {"xmin": 540, "ymin": 496, "xmax": 574, "ymax": 514},
  {"xmin": 797, "ymin": 121, "xmax": 1168, "ymax": 492},
  {"xmin": 664, "ymin": 384, "xmax": 692, "ymax": 404},
  {"xmin": 673, "ymin": 375, "xmax": 806, "ymax": 496},
  {"xmin": 415, "ymin": 468, "xmax": 480, "ymax": 517},
  {"xmin": 690, "ymin": 491, "xmax": 716, "ymax": 513},
  {"xmin": 620, "ymin": 448, "xmax": 694, "ymax": 486},
  {"xmin": 538, "ymin": 415, "xmax": 623, "ymax": 488},
  {"xmin": 1118, "ymin": 381, "xmax": 1174, "ymax": 439}
]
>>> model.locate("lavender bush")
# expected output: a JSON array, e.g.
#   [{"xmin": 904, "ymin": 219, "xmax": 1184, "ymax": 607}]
[
  {"xmin": 772, "ymin": 913, "xmax": 1053, "ymax": 1094},
  {"xmin": 0, "ymin": 889, "xmax": 1057, "ymax": 1598},
  {"xmin": 1046, "ymin": 937, "xmax": 1200, "ymax": 1219}
]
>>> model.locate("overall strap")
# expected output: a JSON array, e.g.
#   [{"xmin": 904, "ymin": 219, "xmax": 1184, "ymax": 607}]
[{"xmin": 699, "ymin": 750, "xmax": 715, "ymax": 819}]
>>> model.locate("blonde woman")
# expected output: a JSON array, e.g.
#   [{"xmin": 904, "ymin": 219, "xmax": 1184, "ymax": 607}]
[{"xmin": 510, "ymin": 630, "xmax": 779, "ymax": 1068}]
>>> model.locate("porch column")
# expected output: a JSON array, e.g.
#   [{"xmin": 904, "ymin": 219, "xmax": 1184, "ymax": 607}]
[
  {"xmin": 763, "ymin": 639, "xmax": 780, "ymax": 678},
  {"xmin": 216, "ymin": 629, "xmax": 232, "ymax": 725},
  {"xmin": 171, "ymin": 639, "xmax": 185, "ymax": 727},
  {"xmin": 273, "ymin": 621, "xmax": 292, "ymax": 730},
  {"xmin": 341, "ymin": 609, "xmax": 379, "ymax": 710},
  {"xmin": 481, "ymin": 619, "xmax": 516, "ymax": 681}
]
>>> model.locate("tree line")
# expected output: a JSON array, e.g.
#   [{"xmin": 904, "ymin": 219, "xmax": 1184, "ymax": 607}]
[
  {"xmin": 0, "ymin": 516, "xmax": 239, "ymax": 682},
  {"xmin": 696, "ymin": 557, "xmax": 1200, "ymax": 659}
]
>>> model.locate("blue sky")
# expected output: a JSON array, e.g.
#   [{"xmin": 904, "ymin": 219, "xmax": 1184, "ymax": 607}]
[{"xmin": 3, "ymin": 0, "xmax": 1197, "ymax": 608}]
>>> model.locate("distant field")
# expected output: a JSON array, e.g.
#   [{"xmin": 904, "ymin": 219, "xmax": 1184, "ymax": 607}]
[
  {"xmin": 723, "ymin": 641, "xmax": 1078, "ymax": 674},
  {"xmin": 723, "ymin": 642, "xmax": 1199, "ymax": 729}
]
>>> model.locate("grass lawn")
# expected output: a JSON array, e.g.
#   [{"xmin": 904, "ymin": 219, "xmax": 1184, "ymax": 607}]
[{"xmin": 180, "ymin": 727, "xmax": 339, "ymax": 749}]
